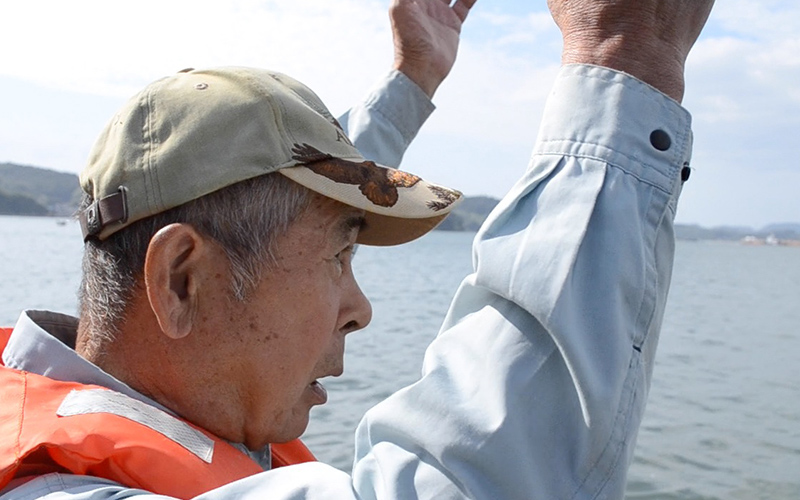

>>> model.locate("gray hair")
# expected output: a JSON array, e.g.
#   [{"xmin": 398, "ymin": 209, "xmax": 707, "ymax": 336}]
[{"xmin": 78, "ymin": 172, "xmax": 311, "ymax": 345}]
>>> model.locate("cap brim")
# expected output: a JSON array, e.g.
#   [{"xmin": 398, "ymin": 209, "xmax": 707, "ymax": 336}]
[{"xmin": 279, "ymin": 159, "xmax": 462, "ymax": 246}]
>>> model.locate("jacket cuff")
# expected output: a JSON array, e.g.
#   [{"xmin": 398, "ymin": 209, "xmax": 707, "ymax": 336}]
[{"xmin": 534, "ymin": 64, "xmax": 693, "ymax": 199}]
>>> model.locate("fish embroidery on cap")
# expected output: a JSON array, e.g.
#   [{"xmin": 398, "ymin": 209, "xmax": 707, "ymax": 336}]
[{"xmin": 291, "ymin": 143, "xmax": 421, "ymax": 208}]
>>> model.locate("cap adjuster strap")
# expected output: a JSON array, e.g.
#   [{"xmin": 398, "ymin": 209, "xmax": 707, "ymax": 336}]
[{"xmin": 80, "ymin": 187, "xmax": 128, "ymax": 240}]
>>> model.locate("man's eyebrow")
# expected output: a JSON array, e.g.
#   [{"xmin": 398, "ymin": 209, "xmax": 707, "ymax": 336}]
[{"xmin": 340, "ymin": 214, "xmax": 366, "ymax": 239}]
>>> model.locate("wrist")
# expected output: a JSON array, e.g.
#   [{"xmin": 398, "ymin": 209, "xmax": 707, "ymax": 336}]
[
  {"xmin": 393, "ymin": 59, "xmax": 440, "ymax": 99},
  {"xmin": 560, "ymin": 34, "xmax": 687, "ymax": 103}
]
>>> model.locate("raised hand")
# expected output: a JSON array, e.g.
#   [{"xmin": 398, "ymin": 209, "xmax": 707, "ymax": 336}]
[
  {"xmin": 390, "ymin": 0, "xmax": 477, "ymax": 98},
  {"xmin": 548, "ymin": 0, "xmax": 715, "ymax": 101}
]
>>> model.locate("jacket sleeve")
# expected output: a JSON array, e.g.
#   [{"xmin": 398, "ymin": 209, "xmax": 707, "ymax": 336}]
[
  {"xmin": 338, "ymin": 70, "xmax": 435, "ymax": 168},
  {"xmin": 350, "ymin": 64, "xmax": 692, "ymax": 499},
  {"xmin": 0, "ymin": 65, "xmax": 692, "ymax": 500}
]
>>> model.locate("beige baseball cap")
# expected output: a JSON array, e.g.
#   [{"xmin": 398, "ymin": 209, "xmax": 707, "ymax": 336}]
[{"xmin": 79, "ymin": 66, "xmax": 462, "ymax": 246}]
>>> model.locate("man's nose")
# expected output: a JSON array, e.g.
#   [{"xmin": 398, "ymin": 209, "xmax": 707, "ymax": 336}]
[{"xmin": 339, "ymin": 277, "xmax": 372, "ymax": 335}]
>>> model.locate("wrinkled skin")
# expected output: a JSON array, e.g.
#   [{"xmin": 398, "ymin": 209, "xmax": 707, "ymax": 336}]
[{"xmin": 549, "ymin": 0, "xmax": 715, "ymax": 102}]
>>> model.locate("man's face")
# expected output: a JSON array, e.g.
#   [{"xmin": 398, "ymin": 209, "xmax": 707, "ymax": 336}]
[{"xmin": 197, "ymin": 193, "xmax": 371, "ymax": 449}]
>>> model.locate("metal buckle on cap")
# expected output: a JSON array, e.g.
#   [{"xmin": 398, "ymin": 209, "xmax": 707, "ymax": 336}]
[
  {"xmin": 84, "ymin": 202, "xmax": 101, "ymax": 236},
  {"xmin": 80, "ymin": 187, "xmax": 128, "ymax": 241}
]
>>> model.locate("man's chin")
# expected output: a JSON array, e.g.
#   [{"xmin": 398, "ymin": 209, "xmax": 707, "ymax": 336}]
[
  {"xmin": 264, "ymin": 410, "xmax": 312, "ymax": 447},
  {"xmin": 247, "ymin": 390, "xmax": 323, "ymax": 448}
]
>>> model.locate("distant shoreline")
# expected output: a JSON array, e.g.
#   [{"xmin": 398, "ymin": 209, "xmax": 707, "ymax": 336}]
[
  {"xmin": 3, "ymin": 214, "xmax": 800, "ymax": 248},
  {"xmin": 2, "ymin": 162, "xmax": 800, "ymax": 241}
]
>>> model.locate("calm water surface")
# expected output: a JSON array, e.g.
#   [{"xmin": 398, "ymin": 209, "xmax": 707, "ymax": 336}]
[{"xmin": 1, "ymin": 215, "xmax": 798, "ymax": 499}]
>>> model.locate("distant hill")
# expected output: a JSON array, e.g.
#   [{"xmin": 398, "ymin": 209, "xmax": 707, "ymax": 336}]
[
  {"xmin": 675, "ymin": 223, "xmax": 800, "ymax": 242},
  {"xmin": 438, "ymin": 198, "xmax": 800, "ymax": 241},
  {"xmin": 437, "ymin": 196, "xmax": 499, "ymax": 232},
  {"xmin": 762, "ymin": 223, "xmax": 800, "ymax": 235},
  {"xmin": 0, "ymin": 163, "xmax": 505, "ymax": 229},
  {"xmin": 0, "ymin": 190, "xmax": 49, "ymax": 216},
  {"xmin": 0, "ymin": 164, "xmax": 797, "ymax": 242},
  {"xmin": 0, "ymin": 163, "xmax": 81, "ymax": 216}
]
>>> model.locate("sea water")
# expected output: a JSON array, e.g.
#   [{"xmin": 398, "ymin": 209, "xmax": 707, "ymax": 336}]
[{"xmin": 1, "ymin": 215, "xmax": 798, "ymax": 499}]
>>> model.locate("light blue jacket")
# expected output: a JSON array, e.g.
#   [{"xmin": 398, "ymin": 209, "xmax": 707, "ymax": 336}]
[{"xmin": 1, "ymin": 65, "xmax": 691, "ymax": 499}]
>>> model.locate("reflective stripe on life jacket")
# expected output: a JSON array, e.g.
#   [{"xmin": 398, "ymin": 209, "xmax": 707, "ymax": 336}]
[{"xmin": 0, "ymin": 327, "xmax": 315, "ymax": 499}]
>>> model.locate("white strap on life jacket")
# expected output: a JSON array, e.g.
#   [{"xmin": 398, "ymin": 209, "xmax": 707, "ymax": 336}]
[{"xmin": 57, "ymin": 389, "xmax": 215, "ymax": 463}]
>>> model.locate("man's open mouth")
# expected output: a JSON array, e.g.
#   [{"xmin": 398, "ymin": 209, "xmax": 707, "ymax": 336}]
[{"xmin": 309, "ymin": 380, "xmax": 328, "ymax": 404}]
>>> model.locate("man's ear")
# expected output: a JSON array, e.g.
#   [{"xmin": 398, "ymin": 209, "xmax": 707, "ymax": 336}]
[{"xmin": 144, "ymin": 223, "xmax": 207, "ymax": 340}]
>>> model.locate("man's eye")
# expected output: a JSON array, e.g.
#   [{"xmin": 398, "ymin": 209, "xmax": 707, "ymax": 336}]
[
  {"xmin": 335, "ymin": 245, "xmax": 357, "ymax": 268},
  {"xmin": 336, "ymin": 248, "xmax": 351, "ymax": 264}
]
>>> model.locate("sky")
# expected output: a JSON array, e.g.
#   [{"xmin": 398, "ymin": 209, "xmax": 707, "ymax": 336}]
[{"xmin": 1, "ymin": 0, "xmax": 798, "ymax": 229}]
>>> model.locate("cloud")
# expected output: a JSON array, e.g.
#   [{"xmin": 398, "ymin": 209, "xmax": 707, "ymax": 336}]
[
  {"xmin": 1, "ymin": 0, "xmax": 798, "ymax": 226},
  {"xmin": 712, "ymin": 0, "xmax": 800, "ymax": 40},
  {"xmin": 1, "ymin": 0, "xmax": 393, "ymax": 106},
  {"xmin": 421, "ymin": 8, "xmax": 562, "ymax": 145},
  {"xmin": 0, "ymin": 0, "xmax": 397, "ymax": 173},
  {"xmin": 686, "ymin": 35, "xmax": 800, "ymax": 173},
  {"xmin": 676, "ymin": 0, "xmax": 800, "ymax": 226}
]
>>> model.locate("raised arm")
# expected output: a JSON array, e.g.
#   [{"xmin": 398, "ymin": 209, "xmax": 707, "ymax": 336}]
[
  {"xmin": 352, "ymin": 1, "xmax": 714, "ymax": 499},
  {"xmin": 339, "ymin": 0, "xmax": 476, "ymax": 167},
  {"xmin": 389, "ymin": 0, "xmax": 475, "ymax": 98}
]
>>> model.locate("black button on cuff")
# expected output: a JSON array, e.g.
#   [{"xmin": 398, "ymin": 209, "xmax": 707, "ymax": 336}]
[
  {"xmin": 681, "ymin": 165, "xmax": 691, "ymax": 182},
  {"xmin": 650, "ymin": 129, "xmax": 671, "ymax": 151}
]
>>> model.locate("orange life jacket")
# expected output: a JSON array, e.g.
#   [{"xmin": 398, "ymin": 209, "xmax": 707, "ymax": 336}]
[{"xmin": 0, "ymin": 327, "xmax": 315, "ymax": 499}]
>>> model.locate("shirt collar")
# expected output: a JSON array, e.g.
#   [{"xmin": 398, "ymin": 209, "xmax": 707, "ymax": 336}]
[
  {"xmin": 3, "ymin": 310, "xmax": 174, "ymax": 413},
  {"xmin": 3, "ymin": 310, "xmax": 271, "ymax": 470}
]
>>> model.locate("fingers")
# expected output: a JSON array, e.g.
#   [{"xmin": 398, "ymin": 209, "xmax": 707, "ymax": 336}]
[
  {"xmin": 451, "ymin": 0, "xmax": 477, "ymax": 23},
  {"xmin": 430, "ymin": 0, "xmax": 477, "ymax": 24}
]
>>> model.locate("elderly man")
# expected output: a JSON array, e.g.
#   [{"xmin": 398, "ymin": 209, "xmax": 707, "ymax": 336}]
[{"xmin": 0, "ymin": 0, "xmax": 714, "ymax": 498}]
